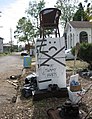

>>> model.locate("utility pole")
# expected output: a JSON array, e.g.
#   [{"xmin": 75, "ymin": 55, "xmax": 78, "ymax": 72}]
[
  {"xmin": 10, "ymin": 28, "xmax": 13, "ymax": 52},
  {"xmin": 0, "ymin": 11, "xmax": 2, "ymax": 17},
  {"xmin": 0, "ymin": 11, "xmax": 3, "ymax": 28}
]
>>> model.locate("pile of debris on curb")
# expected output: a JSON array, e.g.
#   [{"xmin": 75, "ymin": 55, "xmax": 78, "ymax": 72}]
[
  {"xmin": 78, "ymin": 68, "xmax": 92, "ymax": 79},
  {"xmin": 2, "ymin": 61, "xmax": 92, "ymax": 119}
]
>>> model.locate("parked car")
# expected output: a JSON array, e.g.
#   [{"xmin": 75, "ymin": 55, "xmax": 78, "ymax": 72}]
[{"xmin": 65, "ymin": 49, "xmax": 75, "ymax": 60}]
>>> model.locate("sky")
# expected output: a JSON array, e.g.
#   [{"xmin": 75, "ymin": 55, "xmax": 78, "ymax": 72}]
[{"xmin": 0, "ymin": 0, "xmax": 85, "ymax": 44}]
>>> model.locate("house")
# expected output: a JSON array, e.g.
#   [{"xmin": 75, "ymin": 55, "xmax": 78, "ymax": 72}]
[
  {"xmin": 3, "ymin": 43, "xmax": 11, "ymax": 53},
  {"xmin": 3, "ymin": 43, "xmax": 18, "ymax": 53},
  {"xmin": 64, "ymin": 21, "xmax": 92, "ymax": 49},
  {"xmin": 0, "ymin": 37, "xmax": 3, "ymax": 53}
]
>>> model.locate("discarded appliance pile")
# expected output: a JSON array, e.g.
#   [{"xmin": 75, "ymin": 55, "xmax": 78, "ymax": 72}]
[
  {"xmin": 21, "ymin": 73, "xmax": 38, "ymax": 98},
  {"xmin": 68, "ymin": 74, "xmax": 85, "ymax": 104},
  {"xmin": 78, "ymin": 68, "xmax": 92, "ymax": 79},
  {"xmin": 21, "ymin": 72, "xmax": 68, "ymax": 100},
  {"xmin": 47, "ymin": 74, "xmax": 92, "ymax": 119},
  {"xmin": 21, "ymin": 7, "xmax": 68, "ymax": 100}
]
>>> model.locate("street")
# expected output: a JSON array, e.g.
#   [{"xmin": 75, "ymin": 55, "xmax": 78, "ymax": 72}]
[
  {"xmin": 0, "ymin": 53, "xmax": 23, "ymax": 79},
  {"xmin": 0, "ymin": 53, "xmax": 23, "ymax": 117}
]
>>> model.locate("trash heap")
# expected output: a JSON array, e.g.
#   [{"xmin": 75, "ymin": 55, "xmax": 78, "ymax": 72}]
[
  {"xmin": 47, "ymin": 100, "xmax": 81, "ymax": 119},
  {"xmin": 21, "ymin": 73, "xmax": 37, "ymax": 98},
  {"xmin": 31, "ymin": 37, "xmax": 68, "ymax": 101},
  {"xmin": 68, "ymin": 74, "xmax": 85, "ymax": 104}
]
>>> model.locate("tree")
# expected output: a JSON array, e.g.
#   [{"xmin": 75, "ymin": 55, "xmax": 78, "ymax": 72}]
[
  {"xmin": 14, "ymin": 17, "xmax": 35, "ymax": 44},
  {"xmin": 85, "ymin": 2, "xmax": 92, "ymax": 21},
  {"xmin": 73, "ymin": 2, "xmax": 89, "ymax": 21},
  {"xmin": 14, "ymin": 0, "xmax": 46, "ymax": 52},
  {"xmin": 26, "ymin": 0, "xmax": 45, "ymax": 30},
  {"xmin": 73, "ymin": 0, "xmax": 92, "ymax": 21},
  {"xmin": 72, "ymin": 43, "xmax": 92, "ymax": 69},
  {"xmin": 55, "ymin": 0, "xmax": 77, "ymax": 28},
  {"xmin": 78, "ymin": 43, "xmax": 92, "ymax": 69}
]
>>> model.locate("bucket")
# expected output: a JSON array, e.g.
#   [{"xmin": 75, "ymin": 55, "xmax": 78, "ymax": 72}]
[{"xmin": 23, "ymin": 56, "xmax": 31, "ymax": 68}]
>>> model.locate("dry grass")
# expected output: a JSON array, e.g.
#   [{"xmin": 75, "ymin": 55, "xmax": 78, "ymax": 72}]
[{"xmin": 66, "ymin": 60, "xmax": 88, "ymax": 70}]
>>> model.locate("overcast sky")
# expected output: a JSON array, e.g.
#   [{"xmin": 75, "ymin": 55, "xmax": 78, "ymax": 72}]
[{"xmin": 0, "ymin": 0, "xmax": 85, "ymax": 44}]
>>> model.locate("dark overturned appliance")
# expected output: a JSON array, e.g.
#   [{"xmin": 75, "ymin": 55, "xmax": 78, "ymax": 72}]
[
  {"xmin": 47, "ymin": 101, "xmax": 84, "ymax": 119},
  {"xmin": 21, "ymin": 84, "xmax": 33, "ymax": 98},
  {"xmin": 21, "ymin": 72, "xmax": 68, "ymax": 100},
  {"xmin": 21, "ymin": 73, "xmax": 38, "ymax": 98},
  {"xmin": 59, "ymin": 101, "xmax": 79, "ymax": 119}
]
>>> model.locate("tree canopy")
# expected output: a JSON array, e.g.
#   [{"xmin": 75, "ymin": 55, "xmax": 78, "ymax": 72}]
[
  {"xmin": 14, "ymin": 17, "xmax": 35, "ymax": 44},
  {"xmin": 14, "ymin": 0, "xmax": 45, "ymax": 44},
  {"xmin": 26, "ymin": 0, "xmax": 45, "ymax": 29},
  {"xmin": 73, "ymin": 2, "xmax": 92, "ymax": 21},
  {"xmin": 55, "ymin": 0, "xmax": 92, "ymax": 28},
  {"xmin": 14, "ymin": 0, "xmax": 92, "ymax": 45},
  {"xmin": 55, "ymin": 0, "xmax": 77, "ymax": 28}
]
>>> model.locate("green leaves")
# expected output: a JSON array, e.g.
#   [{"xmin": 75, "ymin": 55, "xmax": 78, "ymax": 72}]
[
  {"xmin": 55, "ymin": 0, "xmax": 77, "ymax": 28},
  {"xmin": 73, "ymin": 2, "xmax": 92, "ymax": 21},
  {"xmin": 26, "ymin": 0, "xmax": 45, "ymax": 28},
  {"xmin": 14, "ymin": 0, "xmax": 46, "ymax": 44},
  {"xmin": 72, "ymin": 43, "xmax": 92, "ymax": 66},
  {"xmin": 14, "ymin": 17, "xmax": 34, "ymax": 43}
]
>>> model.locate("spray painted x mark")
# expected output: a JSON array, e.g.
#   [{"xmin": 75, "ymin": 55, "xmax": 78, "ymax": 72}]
[{"xmin": 40, "ymin": 46, "xmax": 66, "ymax": 67}]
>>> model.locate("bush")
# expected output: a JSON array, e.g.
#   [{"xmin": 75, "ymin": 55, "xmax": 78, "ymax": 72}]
[{"xmin": 72, "ymin": 43, "xmax": 92, "ymax": 69}]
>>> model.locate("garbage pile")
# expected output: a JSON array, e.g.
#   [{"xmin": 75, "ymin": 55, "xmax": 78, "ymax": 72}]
[
  {"xmin": 47, "ymin": 100, "xmax": 84, "ymax": 119},
  {"xmin": 21, "ymin": 72, "xmax": 37, "ymax": 98},
  {"xmin": 59, "ymin": 101, "xmax": 79, "ymax": 118},
  {"xmin": 78, "ymin": 69, "xmax": 92, "ymax": 79}
]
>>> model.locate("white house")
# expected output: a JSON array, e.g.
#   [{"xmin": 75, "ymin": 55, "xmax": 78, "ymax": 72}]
[
  {"xmin": 64, "ymin": 21, "xmax": 92, "ymax": 49},
  {"xmin": 0, "ymin": 37, "xmax": 3, "ymax": 53}
]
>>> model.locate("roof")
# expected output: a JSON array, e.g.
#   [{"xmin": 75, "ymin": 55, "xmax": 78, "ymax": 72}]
[
  {"xmin": 3, "ymin": 44, "xmax": 11, "ymax": 47},
  {"xmin": 0, "ymin": 37, "xmax": 4, "ymax": 40},
  {"xmin": 69, "ymin": 21, "xmax": 92, "ymax": 28}
]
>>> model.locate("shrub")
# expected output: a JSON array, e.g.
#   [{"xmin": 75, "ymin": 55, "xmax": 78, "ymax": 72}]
[{"xmin": 72, "ymin": 43, "xmax": 92, "ymax": 69}]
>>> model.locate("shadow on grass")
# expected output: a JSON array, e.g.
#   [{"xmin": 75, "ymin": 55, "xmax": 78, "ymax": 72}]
[{"xmin": 20, "ymin": 96, "xmax": 66, "ymax": 119}]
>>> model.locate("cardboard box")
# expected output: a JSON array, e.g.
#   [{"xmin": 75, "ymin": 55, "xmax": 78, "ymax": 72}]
[{"xmin": 70, "ymin": 84, "xmax": 81, "ymax": 92}]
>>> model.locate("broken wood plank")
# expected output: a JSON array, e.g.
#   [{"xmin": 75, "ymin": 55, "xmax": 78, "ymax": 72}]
[{"xmin": 7, "ymin": 80, "xmax": 18, "ymax": 87}]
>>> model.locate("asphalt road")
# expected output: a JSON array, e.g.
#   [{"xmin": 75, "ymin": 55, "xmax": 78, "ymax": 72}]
[
  {"xmin": 0, "ymin": 52, "xmax": 23, "ymax": 107},
  {"xmin": 0, "ymin": 52, "xmax": 23, "ymax": 79}
]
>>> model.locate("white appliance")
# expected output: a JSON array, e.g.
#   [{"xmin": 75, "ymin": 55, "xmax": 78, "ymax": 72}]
[{"xmin": 36, "ymin": 37, "xmax": 66, "ymax": 90}]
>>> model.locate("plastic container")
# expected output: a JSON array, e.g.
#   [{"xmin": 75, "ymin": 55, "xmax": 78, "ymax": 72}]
[
  {"xmin": 23, "ymin": 56, "xmax": 31, "ymax": 68},
  {"xmin": 67, "ymin": 87, "xmax": 85, "ymax": 104}
]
